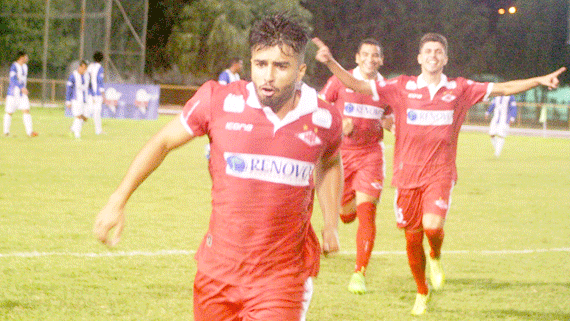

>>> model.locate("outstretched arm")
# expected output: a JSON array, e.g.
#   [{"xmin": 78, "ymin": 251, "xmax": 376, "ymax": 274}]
[
  {"xmin": 93, "ymin": 116, "xmax": 194, "ymax": 246},
  {"xmin": 315, "ymin": 152, "xmax": 343, "ymax": 256},
  {"xmin": 491, "ymin": 67, "xmax": 566, "ymax": 97},
  {"xmin": 313, "ymin": 38, "xmax": 373, "ymax": 96}
]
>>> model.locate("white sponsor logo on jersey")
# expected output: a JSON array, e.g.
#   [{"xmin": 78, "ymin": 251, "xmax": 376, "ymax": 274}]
[
  {"xmin": 371, "ymin": 182, "xmax": 382, "ymax": 190},
  {"xmin": 406, "ymin": 109, "xmax": 453, "ymax": 126},
  {"xmin": 224, "ymin": 152, "xmax": 315, "ymax": 186},
  {"xmin": 225, "ymin": 122, "xmax": 253, "ymax": 132},
  {"xmin": 297, "ymin": 131, "xmax": 322, "ymax": 146},
  {"xmin": 343, "ymin": 102, "xmax": 384, "ymax": 120},
  {"xmin": 312, "ymin": 108, "xmax": 332, "ymax": 129},
  {"xmin": 408, "ymin": 93, "xmax": 423, "ymax": 99},
  {"xmin": 345, "ymin": 88, "xmax": 354, "ymax": 93},
  {"xmin": 223, "ymin": 94, "xmax": 245, "ymax": 113},
  {"xmin": 405, "ymin": 81, "xmax": 418, "ymax": 91},
  {"xmin": 435, "ymin": 198, "xmax": 449, "ymax": 210}
]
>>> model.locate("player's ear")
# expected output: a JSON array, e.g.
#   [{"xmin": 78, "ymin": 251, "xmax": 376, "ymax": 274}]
[{"xmin": 297, "ymin": 63, "xmax": 307, "ymax": 83}]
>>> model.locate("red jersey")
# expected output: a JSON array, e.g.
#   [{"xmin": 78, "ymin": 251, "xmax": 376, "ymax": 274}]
[
  {"xmin": 179, "ymin": 80, "xmax": 342, "ymax": 286},
  {"xmin": 370, "ymin": 74, "xmax": 492, "ymax": 188},
  {"xmin": 320, "ymin": 67, "xmax": 392, "ymax": 149}
]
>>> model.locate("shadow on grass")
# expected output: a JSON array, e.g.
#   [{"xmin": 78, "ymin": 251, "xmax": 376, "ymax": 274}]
[
  {"xmin": 481, "ymin": 309, "xmax": 570, "ymax": 320},
  {"xmin": 0, "ymin": 299, "xmax": 29, "ymax": 310},
  {"xmin": 447, "ymin": 278, "xmax": 570, "ymax": 290}
]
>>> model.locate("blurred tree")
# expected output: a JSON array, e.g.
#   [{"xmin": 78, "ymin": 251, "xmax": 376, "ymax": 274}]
[
  {"xmin": 0, "ymin": 0, "xmax": 90, "ymax": 78},
  {"xmin": 303, "ymin": 0, "xmax": 497, "ymax": 87},
  {"xmin": 166, "ymin": 0, "xmax": 312, "ymax": 81}
]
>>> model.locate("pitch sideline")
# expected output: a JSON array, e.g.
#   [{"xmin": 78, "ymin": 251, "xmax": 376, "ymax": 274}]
[{"xmin": 1, "ymin": 248, "xmax": 569, "ymax": 258}]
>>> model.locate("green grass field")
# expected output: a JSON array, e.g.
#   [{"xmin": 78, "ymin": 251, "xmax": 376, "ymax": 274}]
[{"xmin": 1, "ymin": 108, "xmax": 569, "ymax": 320}]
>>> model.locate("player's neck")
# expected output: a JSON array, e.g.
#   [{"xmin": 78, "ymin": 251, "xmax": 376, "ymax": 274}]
[
  {"xmin": 273, "ymin": 91, "xmax": 300, "ymax": 120},
  {"xmin": 421, "ymin": 71, "xmax": 442, "ymax": 86},
  {"xmin": 363, "ymin": 73, "xmax": 378, "ymax": 81}
]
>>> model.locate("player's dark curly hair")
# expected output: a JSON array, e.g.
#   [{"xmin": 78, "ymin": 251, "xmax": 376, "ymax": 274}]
[
  {"xmin": 248, "ymin": 13, "xmax": 309, "ymax": 59},
  {"xmin": 419, "ymin": 33, "xmax": 448, "ymax": 54}
]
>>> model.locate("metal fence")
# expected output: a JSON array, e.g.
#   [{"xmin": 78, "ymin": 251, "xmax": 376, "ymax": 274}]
[{"xmin": 1, "ymin": 76, "xmax": 569, "ymax": 130}]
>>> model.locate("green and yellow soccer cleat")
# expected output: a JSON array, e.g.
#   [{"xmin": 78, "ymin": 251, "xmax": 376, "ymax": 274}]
[
  {"xmin": 347, "ymin": 271, "xmax": 367, "ymax": 294},
  {"xmin": 428, "ymin": 256, "xmax": 445, "ymax": 290},
  {"xmin": 410, "ymin": 292, "xmax": 430, "ymax": 315}
]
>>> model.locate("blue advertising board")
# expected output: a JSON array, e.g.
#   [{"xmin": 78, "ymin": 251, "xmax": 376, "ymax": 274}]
[{"xmin": 65, "ymin": 83, "xmax": 160, "ymax": 120}]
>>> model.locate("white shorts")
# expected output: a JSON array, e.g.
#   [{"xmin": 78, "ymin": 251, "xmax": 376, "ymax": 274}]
[
  {"xmin": 489, "ymin": 122, "xmax": 509, "ymax": 137},
  {"xmin": 86, "ymin": 95, "xmax": 103, "ymax": 117},
  {"xmin": 71, "ymin": 100, "xmax": 87, "ymax": 117},
  {"xmin": 5, "ymin": 94, "xmax": 30, "ymax": 113}
]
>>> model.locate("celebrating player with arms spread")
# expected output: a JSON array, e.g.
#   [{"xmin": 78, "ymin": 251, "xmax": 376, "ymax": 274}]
[
  {"xmin": 319, "ymin": 38, "xmax": 393, "ymax": 294},
  {"xmin": 314, "ymin": 33, "xmax": 565, "ymax": 315},
  {"xmin": 94, "ymin": 14, "xmax": 343, "ymax": 320}
]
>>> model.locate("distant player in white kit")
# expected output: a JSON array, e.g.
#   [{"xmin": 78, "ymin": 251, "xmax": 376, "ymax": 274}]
[
  {"xmin": 3, "ymin": 51, "xmax": 38, "ymax": 137},
  {"xmin": 66, "ymin": 60, "xmax": 89, "ymax": 139},
  {"xmin": 485, "ymin": 95, "xmax": 517, "ymax": 157},
  {"xmin": 87, "ymin": 51, "xmax": 106, "ymax": 135}
]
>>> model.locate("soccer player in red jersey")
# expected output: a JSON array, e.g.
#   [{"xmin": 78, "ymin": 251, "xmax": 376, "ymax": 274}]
[
  {"xmin": 313, "ymin": 34, "xmax": 566, "ymax": 315},
  {"xmin": 319, "ymin": 38, "xmax": 393, "ymax": 294},
  {"xmin": 94, "ymin": 14, "xmax": 343, "ymax": 320}
]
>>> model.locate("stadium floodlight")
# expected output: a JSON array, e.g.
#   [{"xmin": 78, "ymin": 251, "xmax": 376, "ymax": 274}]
[
  {"xmin": 508, "ymin": 6, "xmax": 517, "ymax": 14},
  {"xmin": 498, "ymin": 8, "xmax": 506, "ymax": 14}
]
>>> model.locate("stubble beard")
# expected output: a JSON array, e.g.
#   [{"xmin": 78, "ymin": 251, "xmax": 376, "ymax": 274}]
[{"xmin": 256, "ymin": 82, "xmax": 297, "ymax": 114}]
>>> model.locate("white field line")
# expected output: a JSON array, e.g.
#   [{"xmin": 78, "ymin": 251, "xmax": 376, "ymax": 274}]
[{"xmin": 1, "ymin": 248, "xmax": 569, "ymax": 258}]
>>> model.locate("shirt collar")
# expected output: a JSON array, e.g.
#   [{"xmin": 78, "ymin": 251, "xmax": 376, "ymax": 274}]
[
  {"xmin": 246, "ymin": 82, "xmax": 319, "ymax": 132},
  {"xmin": 353, "ymin": 66, "xmax": 383, "ymax": 81},
  {"xmin": 417, "ymin": 73, "xmax": 449, "ymax": 100}
]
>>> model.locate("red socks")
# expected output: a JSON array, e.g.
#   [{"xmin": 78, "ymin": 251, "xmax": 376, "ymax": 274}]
[
  {"xmin": 425, "ymin": 228, "xmax": 444, "ymax": 259},
  {"xmin": 405, "ymin": 230, "xmax": 428, "ymax": 295},
  {"xmin": 354, "ymin": 202, "xmax": 377, "ymax": 274}
]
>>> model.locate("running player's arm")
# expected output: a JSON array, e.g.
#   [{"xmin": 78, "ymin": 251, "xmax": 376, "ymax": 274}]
[
  {"xmin": 315, "ymin": 151, "xmax": 342, "ymax": 255},
  {"xmin": 313, "ymin": 38, "xmax": 373, "ymax": 96},
  {"xmin": 491, "ymin": 67, "xmax": 566, "ymax": 97},
  {"xmin": 93, "ymin": 117, "xmax": 194, "ymax": 247}
]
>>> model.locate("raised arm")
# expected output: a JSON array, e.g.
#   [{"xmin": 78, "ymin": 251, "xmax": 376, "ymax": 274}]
[
  {"xmin": 314, "ymin": 151, "xmax": 343, "ymax": 255},
  {"xmin": 313, "ymin": 38, "xmax": 373, "ymax": 96},
  {"xmin": 93, "ymin": 116, "xmax": 194, "ymax": 246},
  {"xmin": 491, "ymin": 67, "xmax": 566, "ymax": 97}
]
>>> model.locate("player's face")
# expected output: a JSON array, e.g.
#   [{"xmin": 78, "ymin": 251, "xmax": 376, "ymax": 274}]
[
  {"xmin": 251, "ymin": 45, "xmax": 306, "ymax": 111},
  {"xmin": 417, "ymin": 41, "xmax": 448, "ymax": 75},
  {"xmin": 234, "ymin": 60, "xmax": 243, "ymax": 73},
  {"xmin": 78, "ymin": 64, "xmax": 88, "ymax": 74},
  {"xmin": 355, "ymin": 44, "xmax": 383, "ymax": 79}
]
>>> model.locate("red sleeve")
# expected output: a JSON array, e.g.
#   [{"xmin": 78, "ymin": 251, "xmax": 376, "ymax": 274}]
[
  {"xmin": 319, "ymin": 99, "xmax": 343, "ymax": 159},
  {"xmin": 319, "ymin": 75, "xmax": 342, "ymax": 103},
  {"xmin": 460, "ymin": 78, "xmax": 492, "ymax": 109},
  {"xmin": 179, "ymin": 80, "xmax": 217, "ymax": 137},
  {"xmin": 371, "ymin": 76, "xmax": 403, "ymax": 108}
]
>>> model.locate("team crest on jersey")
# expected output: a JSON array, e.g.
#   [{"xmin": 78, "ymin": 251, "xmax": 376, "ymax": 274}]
[
  {"xmin": 312, "ymin": 108, "xmax": 332, "ymax": 129},
  {"xmin": 345, "ymin": 88, "xmax": 354, "ymax": 93},
  {"xmin": 223, "ymin": 94, "xmax": 245, "ymax": 113},
  {"xmin": 297, "ymin": 130, "xmax": 322, "ymax": 146},
  {"xmin": 441, "ymin": 93, "xmax": 457, "ymax": 102}
]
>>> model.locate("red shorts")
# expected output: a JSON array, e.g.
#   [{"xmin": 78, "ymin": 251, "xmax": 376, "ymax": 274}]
[
  {"xmin": 394, "ymin": 179, "xmax": 454, "ymax": 230},
  {"xmin": 341, "ymin": 143, "xmax": 385, "ymax": 205},
  {"xmin": 193, "ymin": 271, "xmax": 313, "ymax": 321}
]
